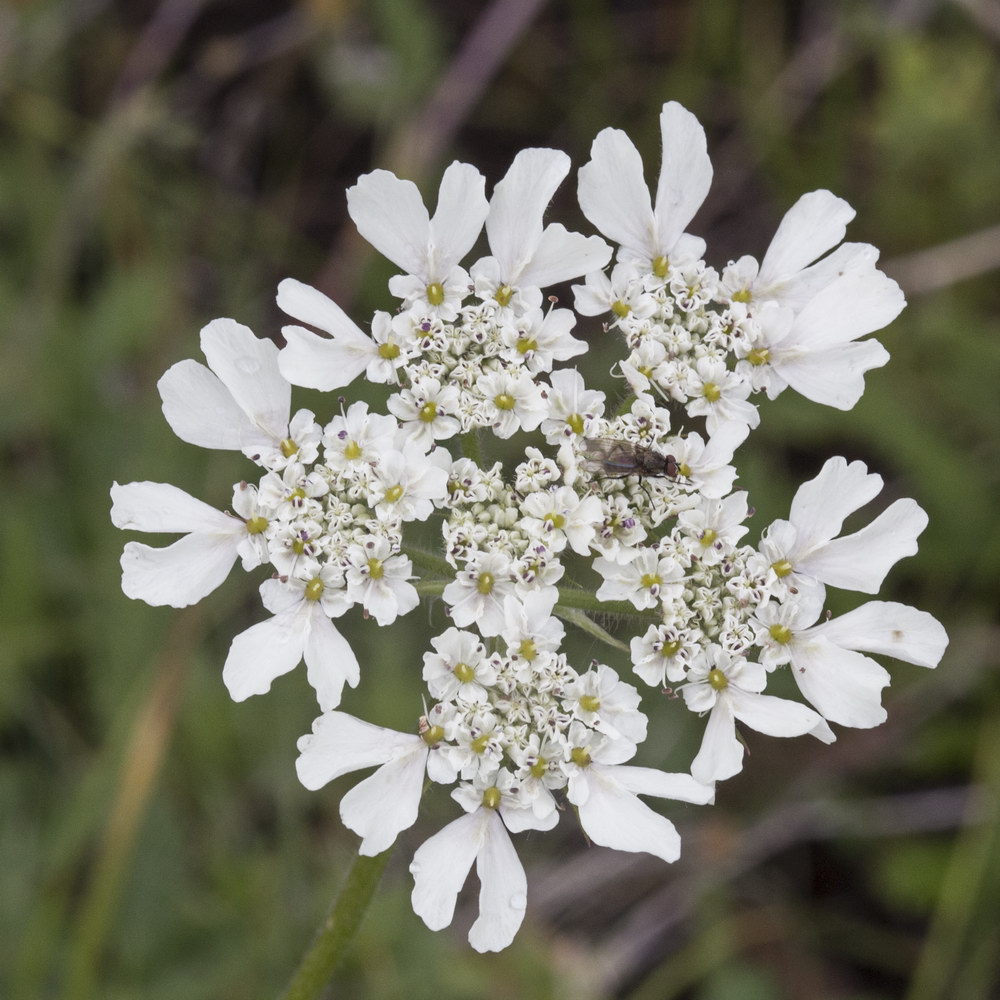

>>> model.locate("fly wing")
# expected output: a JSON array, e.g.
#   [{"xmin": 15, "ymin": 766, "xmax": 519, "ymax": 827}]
[{"xmin": 582, "ymin": 438, "xmax": 638, "ymax": 477}]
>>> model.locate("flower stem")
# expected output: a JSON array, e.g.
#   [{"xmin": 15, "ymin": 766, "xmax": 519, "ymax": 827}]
[{"xmin": 278, "ymin": 848, "xmax": 392, "ymax": 1000}]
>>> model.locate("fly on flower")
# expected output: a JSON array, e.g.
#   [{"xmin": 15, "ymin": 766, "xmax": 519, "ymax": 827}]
[{"xmin": 582, "ymin": 438, "xmax": 679, "ymax": 481}]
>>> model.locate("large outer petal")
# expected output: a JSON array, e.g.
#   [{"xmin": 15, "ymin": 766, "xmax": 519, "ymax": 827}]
[
  {"xmin": 578, "ymin": 127, "xmax": 656, "ymax": 257},
  {"xmin": 111, "ymin": 481, "xmax": 236, "ymax": 534},
  {"xmin": 654, "ymin": 101, "xmax": 713, "ymax": 253},
  {"xmin": 200, "ymin": 318, "xmax": 290, "ymax": 442},
  {"xmin": 411, "ymin": 811, "xmax": 487, "ymax": 931},
  {"xmin": 728, "ymin": 687, "xmax": 826, "ymax": 738},
  {"xmin": 790, "ymin": 636, "xmax": 890, "ymax": 728},
  {"xmin": 756, "ymin": 190, "xmax": 855, "ymax": 290},
  {"xmin": 789, "ymin": 457, "xmax": 883, "ymax": 552},
  {"xmin": 428, "ymin": 161, "xmax": 488, "ymax": 277},
  {"xmin": 790, "ymin": 267, "xmax": 905, "ymax": 349},
  {"xmin": 158, "ymin": 359, "xmax": 266, "ymax": 452},
  {"xmin": 341, "ymin": 746, "xmax": 428, "ymax": 856},
  {"xmin": 770, "ymin": 242, "xmax": 877, "ymax": 313},
  {"xmin": 222, "ymin": 607, "xmax": 306, "ymax": 702},
  {"xmin": 810, "ymin": 601, "xmax": 948, "ymax": 668},
  {"xmin": 486, "ymin": 148, "xmax": 569, "ymax": 280},
  {"xmin": 120, "ymin": 533, "xmax": 239, "ymax": 608},
  {"xmin": 278, "ymin": 325, "xmax": 373, "ymax": 391},
  {"xmin": 276, "ymin": 278, "xmax": 366, "ymax": 340},
  {"xmin": 775, "ymin": 339, "xmax": 890, "ymax": 410},
  {"xmin": 691, "ymin": 697, "xmax": 743, "ymax": 784},
  {"xmin": 469, "ymin": 811, "xmax": 528, "ymax": 952},
  {"xmin": 303, "ymin": 610, "xmax": 360, "ymax": 712},
  {"xmin": 519, "ymin": 223, "xmax": 612, "ymax": 288},
  {"xmin": 347, "ymin": 169, "xmax": 431, "ymax": 276},
  {"xmin": 574, "ymin": 764, "xmax": 682, "ymax": 863},
  {"xmin": 613, "ymin": 766, "xmax": 716, "ymax": 805},
  {"xmin": 800, "ymin": 498, "xmax": 927, "ymax": 593},
  {"xmin": 295, "ymin": 711, "xmax": 421, "ymax": 789}
]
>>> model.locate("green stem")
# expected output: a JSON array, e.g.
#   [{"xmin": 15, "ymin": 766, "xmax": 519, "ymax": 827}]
[
  {"xmin": 459, "ymin": 430, "xmax": 482, "ymax": 465},
  {"xmin": 279, "ymin": 848, "xmax": 393, "ymax": 1000}
]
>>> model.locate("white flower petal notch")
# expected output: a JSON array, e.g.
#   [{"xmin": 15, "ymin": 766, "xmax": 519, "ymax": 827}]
[{"xmin": 578, "ymin": 101, "xmax": 713, "ymax": 273}]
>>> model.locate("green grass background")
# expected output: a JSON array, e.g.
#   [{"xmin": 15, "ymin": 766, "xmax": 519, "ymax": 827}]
[{"xmin": 2, "ymin": 0, "xmax": 999, "ymax": 997}]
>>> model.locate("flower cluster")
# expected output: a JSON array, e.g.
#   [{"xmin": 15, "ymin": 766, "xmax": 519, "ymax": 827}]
[{"xmin": 112, "ymin": 102, "xmax": 948, "ymax": 952}]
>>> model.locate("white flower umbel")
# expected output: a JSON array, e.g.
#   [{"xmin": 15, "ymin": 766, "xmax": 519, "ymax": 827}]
[
  {"xmin": 223, "ymin": 573, "xmax": 357, "ymax": 711},
  {"xmin": 595, "ymin": 548, "xmax": 685, "ymax": 610},
  {"xmin": 344, "ymin": 537, "xmax": 418, "ymax": 626},
  {"xmin": 578, "ymin": 101, "xmax": 712, "ymax": 274},
  {"xmin": 760, "ymin": 456, "xmax": 928, "ymax": 598},
  {"xmin": 348, "ymin": 161, "xmax": 488, "ymax": 320},
  {"xmin": 681, "ymin": 646, "xmax": 833, "ymax": 784}
]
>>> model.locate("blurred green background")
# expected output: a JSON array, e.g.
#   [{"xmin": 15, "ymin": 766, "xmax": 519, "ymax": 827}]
[{"xmin": 2, "ymin": 0, "xmax": 999, "ymax": 997}]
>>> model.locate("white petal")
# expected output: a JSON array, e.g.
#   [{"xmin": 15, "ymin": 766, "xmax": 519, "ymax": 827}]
[
  {"xmin": 691, "ymin": 697, "xmax": 743, "ymax": 783},
  {"xmin": 519, "ymin": 224, "xmax": 612, "ymax": 288},
  {"xmin": 278, "ymin": 324, "xmax": 373, "ymax": 391},
  {"xmin": 303, "ymin": 611, "xmax": 360, "ymax": 711},
  {"xmin": 110, "ymin": 481, "xmax": 236, "ymax": 534},
  {"xmin": 791, "ymin": 636, "xmax": 889, "ymax": 728},
  {"xmin": 277, "ymin": 278, "xmax": 365, "ymax": 339},
  {"xmin": 487, "ymin": 148, "xmax": 569, "ymax": 280},
  {"xmin": 410, "ymin": 811, "xmax": 487, "ymax": 931},
  {"xmin": 158, "ymin": 359, "xmax": 264, "ymax": 452},
  {"xmin": 347, "ymin": 169, "xmax": 431, "ymax": 276},
  {"xmin": 728, "ymin": 687, "xmax": 826, "ymax": 738},
  {"xmin": 789, "ymin": 457, "xmax": 882, "ymax": 551},
  {"xmin": 801, "ymin": 498, "xmax": 926, "ymax": 593},
  {"xmin": 654, "ymin": 101, "xmax": 713, "ymax": 252},
  {"xmin": 428, "ymin": 161, "xmax": 489, "ymax": 276},
  {"xmin": 120, "ymin": 533, "xmax": 239, "ymax": 607},
  {"xmin": 577, "ymin": 128, "xmax": 655, "ymax": 257},
  {"xmin": 768, "ymin": 241, "xmax": 877, "ymax": 312},
  {"xmin": 777, "ymin": 340, "xmax": 890, "ymax": 410},
  {"xmin": 469, "ymin": 811, "xmax": 527, "ymax": 952},
  {"xmin": 341, "ymin": 746, "xmax": 428, "ymax": 856},
  {"xmin": 613, "ymin": 765, "xmax": 715, "ymax": 805},
  {"xmin": 199, "ymin": 318, "xmax": 290, "ymax": 442},
  {"xmin": 295, "ymin": 711, "xmax": 419, "ymax": 790},
  {"xmin": 812, "ymin": 601, "xmax": 948, "ymax": 668},
  {"xmin": 576, "ymin": 764, "xmax": 682, "ymax": 863},
  {"xmin": 222, "ymin": 609, "xmax": 306, "ymax": 702},
  {"xmin": 791, "ymin": 267, "xmax": 905, "ymax": 349},
  {"xmin": 756, "ymin": 190, "xmax": 855, "ymax": 290}
]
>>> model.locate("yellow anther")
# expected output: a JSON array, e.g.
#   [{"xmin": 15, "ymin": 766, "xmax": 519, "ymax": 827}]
[{"xmin": 708, "ymin": 668, "xmax": 728, "ymax": 691}]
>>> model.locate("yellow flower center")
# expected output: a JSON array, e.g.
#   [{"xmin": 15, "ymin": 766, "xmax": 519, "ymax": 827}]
[
  {"xmin": 708, "ymin": 668, "xmax": 729, "ymax": 691},
  {"xmin": 246, "ymin": 516, "xmax": 269, "ymax": 535},
  {"xmin": 421, "ymin": 724, "xmax": 445, "ymax": 746},
  {"xmin": 652, "ymin": 255, "xmax": 670, "ymax": 278},
  {"xmin": 453, "ymin": 662, "xmax": 476, "ymax": 684},
  {"xmin": 570, "ymin": 747, "xmax": 591, "ymax": 767},
  {"xmin": 477, "ymin": 572, "xmax": 495, "ymax": 595},
  {"xmin": 304, "ymin": 577, "xmax": 324, "ymax": 602},
  {"xmin": 471, "ymin": 733, "xmax": 491, "ymax": 755},
  {"xmin": 678, "ymin": 462, "xmax": 691, "ymax": 478},
  {"xmin": 343, "ymin": 440, "xmax": 363, "ymax": 460},
  {"xmin": 769, "ymin": 623, "xmax": 793, "ymax": 645},
  {"xmin": 611, "ymin": 299, "xmax": 631, "ymax": 318},
  {"xmin": 662, "ymin": 639, "xmax": 682, "ymax": 657},
  {"xmin": 418, "ymin": 401, "xmax": 437, "ymax": 423},
  {"xmin": 732, "ymin": 288, "xmax": 752, "ymax": 303},
  {"xmin": 530, "ymin": 758, "xmax": 547, "ymax": 779},
  {"xmin": 519, "ymin": 639, "xmax": 537, "ymax": 661},
  {"xmin": 494, "ymin": 393, "xmax": 516, "ymax": 411},
  {"xmin": 482, "ymin": 787, "xmax": 502, "ymax": 810},
  {"xmin": 579, "ymin": 694, "xmax": 601, "ymax": 713},
  {"xmin": 746, "ymin": 347, "xmax": 770, "ymax": 366},
  {"xmin": 700, "ymin": 529, "xmax": 717, "ymax": 547},
  {"xmin": 426, "ymin": 282, "xmax": 445, "ymax": 306},
  {"xmin": 367, "ymin": 558, "xmax": 384, "ymax": 580},
  {"xmin": 384, "ymin": 484, "xmax": 404, "ymax": 503},
  {"xmin": 378, "ymin": 341, "xmax": 400, "ymax": 360},
  {"xmin": 516, "ymin": 337, "xmax": 538, "ymax": 354},
  {"xmin": 771, "ymin": 559, "xmax": 793, "ymax": 578},
  {"xmin": 702, "ymin": 382, "xmax": 722, "ymax": 402},
  {"xmin": 567, "ymin": 413, "xmax": 585, "ymax": 435},
  {"xmin": 494, "ymin": 284, "xmax": 514, "ymax": 307},
  {"xmin": 640, "ymin": 573, "xmax": 662, "ymax": 589},
  {"xmin": 279, "ymin": 437, "xmax": 299, "ymax": 458},
  {"xmin": 544, "ymin": 512, "xmax": 566, "ymax": 530},
  {"xmin": 292, "ymin": 538, "xmax": 306, "ymax": 554}
]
